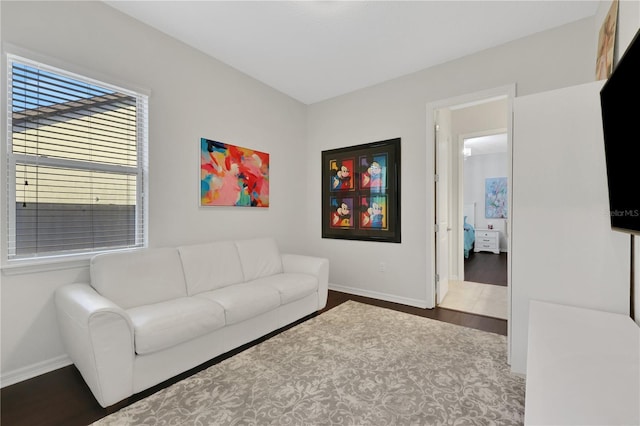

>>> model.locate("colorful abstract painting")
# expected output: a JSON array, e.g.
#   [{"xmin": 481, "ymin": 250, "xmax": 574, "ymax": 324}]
[
  {"xmin": 200, "ymin": 138, "xmax": 269, "ymax": 207},
  {"xmin": 485, "ymin": 177, "xmax": 507, "ymax": 218}
]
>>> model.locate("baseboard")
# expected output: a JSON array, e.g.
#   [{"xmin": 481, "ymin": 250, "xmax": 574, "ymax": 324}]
[
  {"xmin": 1, "ymin": 354, "xmax": 72, "ymax": 388},
  {"xmin": 329, "ymin": 283, "xmax": 429, "ymax": 309}
]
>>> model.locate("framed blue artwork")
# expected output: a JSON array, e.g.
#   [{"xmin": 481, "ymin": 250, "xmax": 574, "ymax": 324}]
[{"xmin": 485, "ymin": 177, "xmax": 508, "ymax": 218}]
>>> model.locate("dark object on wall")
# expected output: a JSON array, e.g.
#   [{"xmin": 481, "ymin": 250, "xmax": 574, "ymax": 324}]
[
  {"xmin": 600, "ymin": 27, "xmax": 640, "ymax": 235},
  {"xmin": 600, "ymin": 27, "xmax": 640, "ymax": 321},
  {"xmin": 322, "ymin": 138, "xmax": 401, "ymax": 243}
]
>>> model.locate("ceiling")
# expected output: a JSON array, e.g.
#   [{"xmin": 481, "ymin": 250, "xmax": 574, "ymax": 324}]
[
  {"xmin": 103, "ymin": 1, "xmax": 599, "ymax": 105},
  {"xmin": 464, "ymin": 133, "xmax": 507, "ymax": 157}
]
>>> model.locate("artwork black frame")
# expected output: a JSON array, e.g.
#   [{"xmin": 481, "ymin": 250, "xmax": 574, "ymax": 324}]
[{"xmin": 321, "ymin": 138, "xmax": 401, "ymax": 243}]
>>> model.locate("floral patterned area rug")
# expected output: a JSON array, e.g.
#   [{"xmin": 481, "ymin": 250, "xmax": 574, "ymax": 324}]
[{"xmin": 93, "ymin": 300, "xmax": 525, "ymax": 425}]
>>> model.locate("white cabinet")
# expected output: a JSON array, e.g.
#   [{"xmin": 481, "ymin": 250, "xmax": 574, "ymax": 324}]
[
  {"xmin": 525, "ymin": 300, "xmax": 639, "ymax": 425},
  {"xmin": 474, "ymin": 229, "xmax": 499, "ymax": 254}
]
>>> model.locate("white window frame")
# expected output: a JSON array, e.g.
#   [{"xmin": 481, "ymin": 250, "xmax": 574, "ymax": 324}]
[{"xmin": 4, "ymin": 53, "xmax": 149, "ymax": 267}]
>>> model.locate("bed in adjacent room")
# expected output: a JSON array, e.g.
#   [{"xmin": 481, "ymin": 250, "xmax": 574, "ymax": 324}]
[{"xmin": 463, "ymin": 203, "xmax": 476, "ymax": 258}]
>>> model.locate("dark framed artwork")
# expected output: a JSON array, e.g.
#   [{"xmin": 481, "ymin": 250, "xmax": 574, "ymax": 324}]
[{"xmin": 322, "ymin": 138, "xmax": 401, "ymax": 242}]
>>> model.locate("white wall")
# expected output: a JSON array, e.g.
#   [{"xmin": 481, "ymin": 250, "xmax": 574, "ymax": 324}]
[
  {"xmin": 603, "ymin": 0, "xmax": 640, "ymax": 62},
  {"xmin": 463, "ymin": 152, "xmax": 508, "ymax": 250},
  {"xmin": 0, "ymin": 1, "xmax": 307, "ymax": 384},
  {"xmin": 1, "ymin": 0, "xmax": 638, "ymax": 385},
  {"xmin": 306, "ymin": 18, "xmax": 596, "ymax": 307}
]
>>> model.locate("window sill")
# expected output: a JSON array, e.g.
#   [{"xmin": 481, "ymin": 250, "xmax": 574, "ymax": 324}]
[
  {"xmin": 1, "ymin": 248, "xmax": 139, "ymax": 276},
  {"xmin": 1, "ymin": 256, "xmax": 91, "ymax": 276}
]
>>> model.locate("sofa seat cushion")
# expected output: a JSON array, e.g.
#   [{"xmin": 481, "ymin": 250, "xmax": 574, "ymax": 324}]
[
  {"xmin": 251, "ymin": 273, "xmax": 318, "ymax": 305},
  {"xmin": 127, "ymin": 297, "xmax": 226, "ymax": 355},
  {"xmin": 196, "ymin": 282, "xmax": 280, "ymax": 325}
]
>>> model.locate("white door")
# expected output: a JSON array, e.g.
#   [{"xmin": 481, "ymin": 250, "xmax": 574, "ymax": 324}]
[{"xmin": 435, "ymin": 108, "xmax": 452, "ymax": 304}]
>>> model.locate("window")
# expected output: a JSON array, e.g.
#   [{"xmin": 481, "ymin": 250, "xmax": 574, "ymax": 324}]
[{"xmin": 6, "ymin": 55, "xmax": 148, "ymax": 261}]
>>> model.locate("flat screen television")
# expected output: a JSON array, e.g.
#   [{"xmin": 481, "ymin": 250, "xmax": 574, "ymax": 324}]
[{"xmin": 600, "ymin": 27, "xmax": 640, "ymax": 235}]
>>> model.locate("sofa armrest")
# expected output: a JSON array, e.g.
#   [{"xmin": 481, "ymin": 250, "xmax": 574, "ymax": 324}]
[
  {"xmin": 281, "ymin": 254, "xmax": 329, "ymax": 309},
  {"xmin": 54, "ymin": 283, "xmax": 135, "ymax": 407}
]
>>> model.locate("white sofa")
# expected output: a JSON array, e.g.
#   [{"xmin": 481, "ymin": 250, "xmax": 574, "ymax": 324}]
[{"xmin": 54, "ymin": 238, "xmax": 329, "ymax": 408}]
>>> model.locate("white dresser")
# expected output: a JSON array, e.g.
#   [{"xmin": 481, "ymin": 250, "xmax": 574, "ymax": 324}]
[{"xmin": 474, "ymin": 229, "xmax": 499, "ymax": 254}]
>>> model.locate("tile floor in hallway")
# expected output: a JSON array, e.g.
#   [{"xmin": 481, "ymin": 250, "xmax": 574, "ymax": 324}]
[{"xmin": 439, "ymin": 280, "xmax": 508, "ymax": 320}]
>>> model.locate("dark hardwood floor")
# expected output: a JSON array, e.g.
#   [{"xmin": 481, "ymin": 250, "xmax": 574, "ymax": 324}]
[
  {"xmin": 464, "ymin": 251, "xmax": 508, "ymax": 286},
  {"xmin": 0, "ymin": 290, "xmax": 506, "ymax": 426}
]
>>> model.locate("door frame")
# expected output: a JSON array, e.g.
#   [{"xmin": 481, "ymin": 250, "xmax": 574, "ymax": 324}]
[{"xmin": 426, "ymin": 83, "xmax": 516, "ymax": 362}]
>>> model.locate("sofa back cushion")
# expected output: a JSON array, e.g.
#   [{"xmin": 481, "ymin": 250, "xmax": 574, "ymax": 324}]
[
  {"xmin": 178, "ymin": 240, "xmax": 245, "ymax": 295},
  {"xmin": 90, "ymin": 248, "xmax": 187, "ymax": 309},
  {"xmin": 235, "ymin": 238, "xmax": 283, "ymax": 281}
]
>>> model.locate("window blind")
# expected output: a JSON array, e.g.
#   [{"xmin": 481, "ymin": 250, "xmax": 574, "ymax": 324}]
[{"xmin": 7, "ymin": 56, "xmax": 148, "ymax": 260}]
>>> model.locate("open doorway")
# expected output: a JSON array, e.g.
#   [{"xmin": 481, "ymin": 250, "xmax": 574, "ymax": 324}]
[
  {"xmin": 429, "ymin": 85, "xmax": 514, "ymax": 332},
  {"xmin": 461, "ymin": 131, "xmax": 508, "ymax": 289},
  {"xmin": 441, "ymin": 129, "xmax": 509, "ymax": 319}
]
